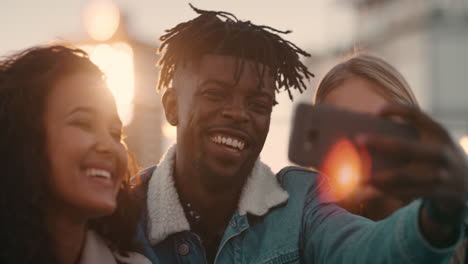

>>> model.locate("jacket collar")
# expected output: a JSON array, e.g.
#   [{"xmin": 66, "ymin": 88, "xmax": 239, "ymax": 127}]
[
  {"xmin": 146, "ymin": 145, "xmax": 289, "ymax": 245},
  {"xmin": 80, "ymin": 231, "xmax": 150, "ymax": 264}
]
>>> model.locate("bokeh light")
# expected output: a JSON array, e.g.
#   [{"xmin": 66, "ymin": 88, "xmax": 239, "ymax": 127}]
[
  {"xmin": 81, "ymin": 43, "xmax": 134, "ymax": 125},
  {"xmin": 320, "ymin": 138, "xmax": 363, "ymax": 201},
  {"xmin": 83, "ymin": 0, "xmax": 120, "ymax": 42},
  {"xmin": 162, "ymin": 122, "xmax": 177, "ymax": 140},
  {"xmin": 460, "ymin": 135, "xmax": 468, "ymax": 155}
]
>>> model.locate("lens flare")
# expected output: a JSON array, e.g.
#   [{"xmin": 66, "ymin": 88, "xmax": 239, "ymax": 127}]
[
  {"xmin": 162, "ymin": 122, "xmax": 177, "ymax": 140},
  {"xmin": 83, "ymin": 0, "xmax": 121, "ymax": 42},
  {"xmin": 460, "ymin": 135, "xmax": 468, "ymax": 155},
  {"xmin": 80, "ymin": 43, "xmax": 134, "ymax": 125},
  {"xmin": 320, "ymin": 138, "xmax": 366, "ymax": 201}
]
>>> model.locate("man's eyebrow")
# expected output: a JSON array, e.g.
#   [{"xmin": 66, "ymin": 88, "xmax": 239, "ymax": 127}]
[
  {"xmin": 199, "ymin": 79, "xmax": 234, "ymax": 88},
  {"xmin": 199, "ymin": 78, "xmax": 275, "ymax": 100}
]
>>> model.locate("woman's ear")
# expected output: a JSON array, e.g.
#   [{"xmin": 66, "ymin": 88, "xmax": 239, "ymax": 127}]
[{"xmin": 162, "ymin": 88, "xmax": 178, "ymax": 126}]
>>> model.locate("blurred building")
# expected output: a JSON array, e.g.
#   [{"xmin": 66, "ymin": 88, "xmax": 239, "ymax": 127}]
[
  {"xmin": 304, "ymin": 0, "xmax": 468, "ymax": 148},
  {"xmin": 79, "ymin": 1, "xmax": 164, "ymax": 168},
  {"xmin": 124, "ymin": 32, "xmax": 163, "ymax": 169}
]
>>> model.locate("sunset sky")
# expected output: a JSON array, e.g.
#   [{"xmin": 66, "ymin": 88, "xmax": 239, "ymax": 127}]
[
  {"xmin": 0, "ymin": 0, "xmax": 356, "ymax": 172},
  {"xmin": 0, "ymin": 0, "xmax": 355, "ymax": 55}
]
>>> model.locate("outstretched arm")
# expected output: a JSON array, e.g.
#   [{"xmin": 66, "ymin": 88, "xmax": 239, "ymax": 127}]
[
  {"xmin": 301, "ymin": 181, "xmax": 463, "ymax": 264},
  {"xmin": 302, "ymin": 104, "xmax": 466, "ymax": 263},
  {"xmin": 358, "ymin": 104, "xmax": 466, "ymax": 247}
]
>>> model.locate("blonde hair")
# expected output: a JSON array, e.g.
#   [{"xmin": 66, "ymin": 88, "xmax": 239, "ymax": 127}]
[{"xmin": 314, "ymin": 53, "xmax": 419, "ymax": 107}]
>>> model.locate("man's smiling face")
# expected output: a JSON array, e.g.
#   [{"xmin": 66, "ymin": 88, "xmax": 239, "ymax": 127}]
[{"xmin": 164, "ymin": 54, "xmax": 276, "ymax": 191}]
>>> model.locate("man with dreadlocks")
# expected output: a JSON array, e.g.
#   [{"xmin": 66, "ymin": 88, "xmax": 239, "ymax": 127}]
[{"xmin": 133, "ymin": 4, "xmax": 466, "ymax": 264}]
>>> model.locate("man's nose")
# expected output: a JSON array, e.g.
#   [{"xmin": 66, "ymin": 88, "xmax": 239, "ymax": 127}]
[{"xmin": 222, "ymin": 99, "xmax": 249, "ymax": 122}]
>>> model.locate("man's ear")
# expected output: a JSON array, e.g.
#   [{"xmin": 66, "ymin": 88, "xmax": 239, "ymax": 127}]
[{"xmin": 162, "ymin": 88, "xmax": 178, "ymax": 126}]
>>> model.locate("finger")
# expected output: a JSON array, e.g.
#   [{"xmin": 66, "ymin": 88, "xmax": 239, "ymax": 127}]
[
  {"xmin": 376, "ymin": 188, "xmax": 428, "ymax": 201},
  {"xmin": 377, "ymin": 104, "xmax": 449, "ymax": 140},
  {"xmin": 370, "ymin": 165, "xmax": 448, "ymax": 191},
  {"xmin": 357, "ymin": 186, "xmax": 384, "ymax": 201},
  {"xmin": 375, "ymin": 186, "xmax": 465, "ymax": 202},
  {"xmin": 371, "ymin": 167, "xmax": 455, "ymax": 199},
  {"xmin": 356, "ymin": 134, "xmax": 449, "ymax": 164}
]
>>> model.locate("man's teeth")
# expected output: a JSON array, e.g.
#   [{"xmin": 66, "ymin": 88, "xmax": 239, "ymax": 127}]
[
  {"xmin": 86, "ymin": 168, "xmax": 111, "ymax": 179},
  {"xmin": 211, "ymin": 135, "xmax": 245, "ymax": 150}
]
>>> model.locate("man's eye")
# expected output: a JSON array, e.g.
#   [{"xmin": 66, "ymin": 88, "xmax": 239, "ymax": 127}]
[{"xmin": 250, "ymin": 101, "xmax": 272, "ymax": 113}]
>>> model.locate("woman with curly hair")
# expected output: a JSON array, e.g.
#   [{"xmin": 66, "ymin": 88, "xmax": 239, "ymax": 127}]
[{"xmin": 0, "ymin": 45, "xmax": 150, "ymax": 264}]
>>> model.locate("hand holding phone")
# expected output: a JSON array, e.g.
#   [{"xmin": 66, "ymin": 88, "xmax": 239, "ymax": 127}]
[
  {"xmin": 289, "ymin": 103, "xmax": 419, "ymax": 169},
  {"xmin": 288, "ymin": 103, "xmax": 419, "ymax": 200}
]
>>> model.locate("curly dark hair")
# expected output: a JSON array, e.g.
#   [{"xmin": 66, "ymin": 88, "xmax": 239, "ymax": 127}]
[
  {"xmin": 157, "ymin": 4, "xmax": 314, "ymax": 101},
  {"xmin": 0, "ymin": 45, "xmax": 142, "ymax": 264}
]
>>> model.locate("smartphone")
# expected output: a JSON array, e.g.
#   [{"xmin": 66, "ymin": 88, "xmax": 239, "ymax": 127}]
[{"xmin": 288, "ymin": 103, "xmax": 419, "ymax": 176}]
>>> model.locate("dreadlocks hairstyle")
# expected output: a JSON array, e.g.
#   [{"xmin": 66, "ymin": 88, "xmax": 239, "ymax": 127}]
[
  {"xmin": 0, "ymin": 45, "xmax": 142, "ymax": 264},
  {"xmin": 157, "ymin": 4, "xmax": 314, "ymax": 101}
]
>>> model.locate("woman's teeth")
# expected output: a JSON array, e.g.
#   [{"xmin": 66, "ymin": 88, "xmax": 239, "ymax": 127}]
[
  {"xmin": 211, "ymin": 135, "xmax": 245, "ymax": 150},
  {"xmin": 86, "ymin": 168, "xmax": 111, "ymax": 179}
]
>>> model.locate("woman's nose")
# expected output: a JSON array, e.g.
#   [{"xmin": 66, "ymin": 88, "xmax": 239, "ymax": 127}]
[{"xmin": 95, "ymin": 130, "xmax": 118, "ymax": 154}]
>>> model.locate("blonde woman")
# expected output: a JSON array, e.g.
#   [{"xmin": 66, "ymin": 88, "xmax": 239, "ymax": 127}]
[
  {"xmin": 314, "ymin": 53, "xmax": 419, "ymax": 220},
  {"xmin": 314, "ymin": 53, "xmax": 466, "ymax": 263}
]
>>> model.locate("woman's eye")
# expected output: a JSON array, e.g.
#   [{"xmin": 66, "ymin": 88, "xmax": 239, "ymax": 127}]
[
  {"xmin": 72, "ymin": 119, "xmax": 93, "ymax": 130},
  {"xmin": 203, "ymin": 89, "xmax": 225, "ymax": 100}
]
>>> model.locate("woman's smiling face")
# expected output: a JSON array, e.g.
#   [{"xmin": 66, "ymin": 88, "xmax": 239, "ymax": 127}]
[{"xmin": 45, "ymin": 73, "xmax": 127, "ymax": 219}]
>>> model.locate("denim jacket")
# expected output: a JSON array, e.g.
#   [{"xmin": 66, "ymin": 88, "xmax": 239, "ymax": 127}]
[{"xmin": 134, "ymin": 146, "xmax": 463, "ymax": 264}]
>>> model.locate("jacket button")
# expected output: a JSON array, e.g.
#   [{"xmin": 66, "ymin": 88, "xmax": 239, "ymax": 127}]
[
  {"xmin": 230, "ymin": 219, "xmax": 237, "ymax": 228},
  {"xmin": 178, "ymin": 243, "xmax": 190, "ymax": 256}
]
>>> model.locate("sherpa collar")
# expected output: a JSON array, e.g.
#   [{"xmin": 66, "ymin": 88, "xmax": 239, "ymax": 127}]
[{"xmin": 146, "ymin": 145, "xmax": 289, "ymax": 245}]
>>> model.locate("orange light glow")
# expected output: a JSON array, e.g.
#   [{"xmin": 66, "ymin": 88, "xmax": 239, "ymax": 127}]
[
  {"xmin": 80, "ymin": 43, "xmax": 134, "ymax": 125},
  {"xmin": 460, "ymin": 135, "xmax": 468, "ymax": 155},
  {"xmin": 162, "ymin": 122, "xmax": 177, "ymax": 140},
  {"xmin": 320, "ymin": 138, "xmax": 364, "ymax": 201},
  {"xmin": 83, "ymin": 0, "xmax": 120, "ymax": 42}
]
